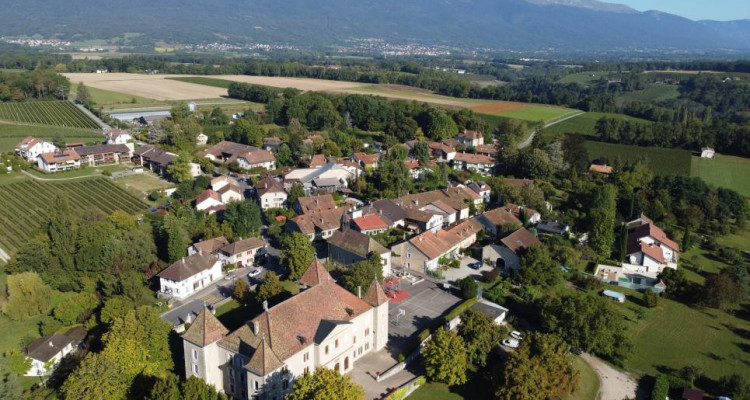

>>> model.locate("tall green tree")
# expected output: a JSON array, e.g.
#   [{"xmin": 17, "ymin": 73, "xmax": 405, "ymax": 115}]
[
  {"xmin": 589, "ymin": 184, "xmax": 617, "ymax": 259},
  {"xmin": 281, "ymin": 233, "xmax": 315, "ymax": 280},
  {"xmin": 47, "ymin": 194, "xmax": 77, "ymax": 272},
  {"xmin": 76, "ymin": 82, "xmax": 93, "ymax": 107},
  {"xmin": 376, "ymin": 145, "xmax": 413, "ymax": 198},
  {"xmin": 458, "ymin": 310, "xmax": 503, "ymax": 367},
  {"xmin": 288, "ymin": 183, "xmax": 305, "ymax": 206},
  {"xmin": 342, "ymin": 253, "xmax": 383, "ymax": 294},
  {"xmin": 496, "ymin": 333, "xmax": 579, "ymax": 400},
  {"xmin": 519, "ymin": 245, "xmax": 562, "ymax": 288},
  {"xmin": 146, "ymin": 374, "xmax": 181, "ymax": 400},
  {"xmin": 0, "ymin": 358, "xmax": 22, "ymax": 400},
  {"xmin": 1, "ymin": 272, "xmax": 52, "ymax": 321},
  {"xmin": 223, "ymin": 200, "xmax": 262, "ymax": 238},
  {"xmin": 423, "ymin": 328, "xmax": 468, "ymax": 385},
  {"xmin": 257, "ymin": 271, "xmax": 283, "ymax": 301},
  {"xmin": 287, "ymin": 367, "xmax": 365, "ymax": 400},
  {"xmin": 229, "ymin": 118, "xmax": 263, "ymax": 147},
  {"xmin": 162, "ymin": 215, "xmax": 188, "ymax": 263},
  {"xmin": 167, "ymin": 153, "xmax": 195, "ymax": 183}
]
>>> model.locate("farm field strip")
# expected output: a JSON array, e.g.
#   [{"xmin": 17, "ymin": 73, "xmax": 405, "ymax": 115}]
[
  {"xmin": 691, "ymin": 154, "xmax": 750, "ymax": 197},
  {"xmin": 0, "ymin": 101, "xmax": 100, "ymax": 129},
  {"xmin": 0, "ymin": 178, "xmax": 147, "ymax": 252},
  {"xmin": 583, "ymin": 141, "xmax": 692, "ymax": 176}
]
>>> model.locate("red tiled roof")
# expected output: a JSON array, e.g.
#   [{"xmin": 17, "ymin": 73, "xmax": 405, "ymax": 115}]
[
  {"xmin": 299, "ymin": 259, "xmax": 331, "ymax": 287},
  {"xmin": 220, "ymin": 237, "xmax": 267, "ymax": 256},
  {"xmin": 589, "ymin": 164, "xmax": 613, "ymax": 174},
  {"xmin": 363, "ymin": 279, "xmax": 388, "ymax": 307},
  {"xmin": 500, "ymin": 228, "xmax": 541, "ymax": 254},
  {"xmin": 453, "ymin": 152, "xmax": 495, "ymax": 164},
  {"xmin": 158, "ymin": 253, "xmax": 219, "ymax": 282},
  {"xmin": 482, "ymin": 207, "xmax": 522, "ymax": 227},
  {"xmin": 353, "ymin": 152, "xmax": 379, "ymax": 166},
  {"xmin": 503, "ymin": 203, "xmax": 539, "ymax": 220},
  {"xmin": 182, "ymin": 307, "xmax": 229, "ymax": 347},
  {"xmin": 309, "ymin": 154, "xmax": 327, "ymax": 167},
  {"xmin": 475, "ymin": 144, "xmax": 497, "ymax": 155},
  {"xmin": 297, "ymin": 194, "xmax": 337, "ymax": 214},
  {"xmin": 352, "ymin": 214, "xmax": 389, "ymax": 232},
  {"xmin": 640, "ymin": 242, "xmax": 665, "ymax": 263},
  {"xmin": 192, "ymin": 237, "xmax": 230, "ymax": 254},
  {"xmin": 628, "ymin": 222, "xmax": 680, "ymax": 253},
  {"xmin": 38, "ymin": 150, "xmax": 80, "ymax": 164},
  {"xmin": 409, "ymin": 219, "xmax": 483, "ymax": 260},
  {"xmin": 458, "ymin": 129, "xmax": 483, "ymax": 140},
  {"xmin": 196, "ymin": 189, "xmax": 220, "ymax": 204}
]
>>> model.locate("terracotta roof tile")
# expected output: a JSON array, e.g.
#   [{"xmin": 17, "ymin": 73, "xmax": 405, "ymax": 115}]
[
  {"xmin": 352, "ymin": 214, "xmax": 389, "ymax": 232},
  {"xmin": 220, "ymin": 237, "xmax": 267, "ymax": 256},
  {"xmin": 481, "ymin": 207, "xmax": 522, "ymax": 227},
  {"xmin": 328, "ymin": 229, "xmax": 389, "ymax": 259},
  {"xmin": 500, "ymin": 228, "xmax": 541, "ymax": 253},
  {"xmin": 363, "ymin": 279, "xmax": 389, "ymax": 307},
  {"xmin": 192, "ymin": 237, "xmax": 230, "ymax": 254},
  {"xmin": 182, "ymin": 307, "xmax": 229, "ymax": 347},
  {"xmin": 297, "ymin": 194, "xmax": 337, "ymax": 214},
  {"xmin": 244, "ymin": 337, "xmax": 283, "ymax": 376},
  {"xmin": 299, "ymin": 259, "xmax": 331, "ymax": 287},
  {"xmin": 38, "ymin": 150, "xmax": 80, "ymax": 164},
  {"xmin": 158, "ymin": 253, "xmax": 219, "ymax": 282}
]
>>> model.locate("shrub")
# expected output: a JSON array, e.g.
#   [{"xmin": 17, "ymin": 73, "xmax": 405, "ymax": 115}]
[
  {"xmin": 456, "ymin": 277, "xmax": 478, "ymax": 300},
  {"xmin": 651, "ymin": 374, "xmax": 669, "ymax": 400},
  {"xmin": 642, "ymin": 290, "xmax": 659, "ymax": 308},
  {"xmin": 482, "ymin": 268, "xmax": 501, "ymax": 283}
]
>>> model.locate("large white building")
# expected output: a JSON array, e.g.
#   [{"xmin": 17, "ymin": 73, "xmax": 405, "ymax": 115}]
[
  {"xmin": 24, "ymin": 327, "xmax": 86, "ymax": 377},
  {"xmin": 182, "ymin": 259, "xmax": 389, "ymax": 400},
  {"xmin": 625, "ymin": 215, "xmax": 680, "ymax": 273},
  {"xmin": 37, "ymin": 150, "xmax": 81, "ymax": 173},
  {"xmin": 158, "ymin": 253, "xmax": 223, "ymax": 300},
  {"xmin": 255, "ymin": 177, "xmax": 288, "ymax": 211},
  {"xmin": 15, "ymin": 136, "xmax": 57, "ymax": 161}
]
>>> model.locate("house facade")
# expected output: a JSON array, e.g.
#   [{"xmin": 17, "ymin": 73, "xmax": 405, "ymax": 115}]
[
  {"xmin": 24, "ymin": 327, "xmax": 85, "ymax": 377},
  {"xmin": 391, "ymin": 219, "xmax": 483, "ymax": 273},
  {"xmin": 182, "ymin": 261, "xmax": 389, "ymax": 400},
  {"xmin": 15, "ymin": 136, "xmax": 57, "ymax": 161},
  {"xmin": 37, "ymin": 151, "xmax": 81, "ymax": 173},
  {"xmin": 75, "ymin": 144, "xmax": 131, "ymax": 167},
  {"xmin": 217, "ymin": 237, "xmax": 268, "ymax": 267},
  {"xmin": 625, "ymin": 215, "xmax": 680, "ymax": 273},
  {"xmin": 255, "ymin": 177, "xmax": 288, "ymax": 210},
  {"xmin": 328, "ymin": 229, "xmax": 392, "ymax": 277},
  {"xmin": 158, "ymin": 253, "xmax": 223, "ymax": 300},
  {"xmin": 105, "ymin": 129, "xmax": 133, "ymax": 145}
]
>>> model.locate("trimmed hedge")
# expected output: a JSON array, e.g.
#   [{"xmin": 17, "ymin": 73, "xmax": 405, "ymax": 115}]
[{"xmin": 651, "ymin": 374, "xmax": 669, "ymax": 400}]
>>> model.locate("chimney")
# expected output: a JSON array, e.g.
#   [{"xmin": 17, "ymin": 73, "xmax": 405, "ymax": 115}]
[
  {"xmin": 252, "ymin": 321, "xmax": 260, "ymax": 335},
  {"xmin": 48, "ymin": 341, "xmax": 54, "ymax": 347},
  {"xmin": 262, "ymin": 300, "xmax": 268, "ymax": 311},
  {"xmin": 357, "ymin": 286, "xmax": 362, "ymax": 299}
]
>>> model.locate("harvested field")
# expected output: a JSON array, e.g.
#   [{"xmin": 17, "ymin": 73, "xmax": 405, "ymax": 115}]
[
  {"xmin": 63, "ymin": 73, "xmax": 228, "ymax": 101},
  {"xmin": 211, "ymin": 75, "xmax": 368, "ymax": 91},
  {"xmin": 470, "ymin": 102, "xmax": 529, "ymax": 114}
]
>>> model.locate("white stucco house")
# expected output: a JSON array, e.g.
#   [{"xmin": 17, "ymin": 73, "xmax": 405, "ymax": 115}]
[
  {"xmin": 255, "ymin": 177, "xmax": 288, "ymax": 210},
  {"xmin": 24, "ymin": 327, "xmax": 86, "ymax": 377},
  {"xmin": 15, "ymin": 136, "xmax": 57, "ymax": 161},
  {"xmin": 158, "ymin": 253, "xmax": 223, "ymax": 300},
  {"xmin": 37, "ymin": 150, "xmax": 81, "ymax": 173}
]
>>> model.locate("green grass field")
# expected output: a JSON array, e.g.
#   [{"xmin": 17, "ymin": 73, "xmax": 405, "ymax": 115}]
[
  {"xmin": 167, "ymin": 76, "xmax": 236, "ymax": 89},
  {"xmin": 544, "ymin": 112, "xmax": 651, "ymax": 139},
  {"xmin": 346, "ymin": 86, "xmax": 491, "ymax": 106},
  {"xmin": 565, "ymin": 356, "xmax": 600, "ymax": 400},
  {"xmin": 618, "ymin": 84, "xmax": 680, "ymax": 104},
  {"xmin": 717, "ymin": 226, "xmax": 750, "ymax": 250},
  {"xmin": 584, "ymin": 141, "xmax": 692, "ymax": 176},
  {"xmin": 493, "ymin": 106, "xmax": 580, "ymax": 123},
  {"xmin": 70, "ymin": 83, "xmax": 157, "ymax": 107},
  {"xmin": 409, "ymin": 383, "xmax": 464, "ymax": 400},
  {"xmin": 0, "ymin": 178, "xmax": 147, "ymax": 252},
  {"xmin": 691, "ymin": 154, "xmax": 750, "ymax": 197},
  {"xmin": 606, "ymin": 286, "xmax": 750, "ymax": 382},
  {"xmin": 0, "ymin": 101, "xmax": 100, "ymax": 129},
  {"xmin": 0, "ymin": 122, "xmax": 103, "ymax": 152}
]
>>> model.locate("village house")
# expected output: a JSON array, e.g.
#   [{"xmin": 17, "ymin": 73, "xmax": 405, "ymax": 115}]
[
  {"xmin": 262, "ymin": 137, "xmax": 284, "ymax": 151},
  {"xmin": 283, "ymin": 164, "xmax": 358, "ymax": 195},
  {"xmin": 537, "ymin": 220, "xmax": 569, "ymax": 236},
  {"xmin": 475, "ymin": 207, "xmax": 522, "ymax": 236},
  {"xmin": 468, "ymin": 181, "xmax": 491, "ymax": 203},
  {"xmin": 217, "ymin": 237, "xmax": 268, "ymax": 267},
  {"xmin": 196, "ymin": 133, "xmax": 209, "ymax": 146},
  {"xmin": 286, "ymin": 208, "xmax": 345, "ymax": 241},
  {"xmin": 700, "ymin": 147, "xmax": 715, "ymax": 159},
  {"xmin": 452, "ymin": 152, "xmax": 495, "ymax": 174},
  {"xmin": 328, "ymin": 229, "xmax": 392, "ymax": 276},
  {"xmin": 625, "ymin": 215, "xmax": 680, "ymax": 272},
  {"xmin": 448, "ymin": 299, "xmax": 508, "ymax": 330},
  {"xmin": 350, "ymin": 213, "xmax": 390, "ymax": 235},
  {"xmin": 158, "ymin": 253, "xmax": 223, "ymax": 300},
  {"xmin": 105, "ymin": 129, "xmax": 133, "ymax": 145},
  {"xmin": 496, "ymin": 227, "xmax": 542, "ymax": 272},
  {"xmin": 24, "ymin": 327, "xmax": 86, "ymax": 377},
  {"xmin": 307, "ymin": 154, "xmax": 328, "ymax": 168},
  {"xmin": 195, "ymin": 190, "xmax": 225, "ymax": 214},
  {"xmin": 188, "ymin": 237, "xmax": 231, "ymax": 256},
  {"xmin": 37, "ymin": 150, "xmax": 81, "ymax": 173},
  {"xmin": 182, "ymin": 260, "xmax": 389, "ymax": 400},
  {"xmin": 295, "ymin": 194, "xmax": 338, "ymax": 215},
  {"xmin": 133, "ymin": 145, "xmax": 202, "ymax": 179},
  {"xmin": 350, "ymin": 152, "xmax": 380, "ymax": 170},
  {"xmin": 456, "ymin": 129, "xmax": 484, "ymax": 147},
  {"xmin": 255, "ymin": 177, "xmax": 288, "ymax": 210},
  {"xmin": 427, "ymin": 141, "xmax": 457, "ymax": 161},
  {"xmin": 75, "ymin": 144, "xmax": 131, "ymax": 167},
  {"xmin": 475, "ymin": 144, "xmax": 497, "ymax": 157},
  {"xmin": 15, "ymin": 136, "xmax": 57, "ymax": 161},
  {"xmin": 502, "ymin": 203, "xmax": 541, "ymax": 224},
  {"xmin": 391, "ymin": 219, "xmax": 483, "ymax": 273},
  {"xmin": 199, "ymin": 141, "xmax": 276, "ymax": 171}
]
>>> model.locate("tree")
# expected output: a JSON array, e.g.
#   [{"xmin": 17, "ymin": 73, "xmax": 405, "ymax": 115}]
[
  {"xmin": 456, "ymin": 276, "xmax": 478, "ymax": 300},
  {"xmin": 376, "ymin": 145, "xmax": 413, "ymax": 198},
  {"xmin": 642, "ymin": 290, "xmax": 659, "ymax": 308},
  {"xmin": 423, "ymin": 328, "xmax": 468, "ymax": 385},
  {"xmin": 718, "ymin": 373, "xmax": 750, "ymax": 400},
  {"xmin": 223, "ymin": 200, "xmax": 262, "ymax": 238},
  {"xmin": 76, "ymin": 82, "xmax": 93, "ymax": 107},
  {"xmin": 0, "ymin": 358, "xmax": 22, "ymax": 400},
  {"xmin": 62, "ymin": 353, "xmax": 129, "ymax": 400},
  {"xmin": 413, "ymin": 141, "xmax": 431, "ymax": 166},
  {"xmin": 496, "ymin": 333, "xmax": 578, "ymax": 400},
  {"xmin": 233, "ymin": 278, "xmax": 250, "ymax": 304},
  {"xmin": 183, "ymin": 376, "xmax": 228, "ymax": 400},
  {"xmin": 162, "ymin": 215, "xmax": 188, "ymax": 263},
  {"xmin": 651, "ymin": 375, "xmax": 670, "ymax": 400},
  {"xmin": 257, "ymin": 271, "xmax": 283, "ymax": 301},
  {"xmin": 288, "ymin": 183, "xmax": 305, "ymax": 207},
  {"xmin": 167, "ymin": 153, "xmax": 194, "ymax": 183},
  {"xmin": 3, "ymin": 350, "xmax": 31, "ymax": 376},
  {"xmin": 518, "ymin": 245, "xmax": 562, "ymax": 287},
  {"xmin": 424, "ymin": 109, "xmax": 458, "ymax": 140},
  {"xmin": 1, "ymin": 272, "xmax": 52, "ymax": 321},
  {"xmin": 147, "ymin": 374, "xmax": 181, "ymax": 400},
  {"xmin": 342, "ymin": 253, "xmax": 383, "ymax": 294},
  {"xmin": 287, "ymin": 367, "xmax": 364, "ymax": 400},
  {"xmin": 281, "ymin": 233, "xmax": 315, "ymax": 280},
  {"xmin": 458, "ymin": 310, "xmax": 503, "ymax": 367},
  {"xmin": 702, "ymin": 271, "xmax": 743, "ymax": 310},
  {"xmin": 53, "ymin": 292, "xmax": 99, "ymax": 325},
  {"xmin": 229, "ymin": 118, "xmax": 263, "ymax": 147},
  {"xmin": 589, "ymin": 184, "xmax": 617, "ymax": 259},
  {"xmin": 104, "ymin": 307, "xmax": 174, "ymax": 374}
]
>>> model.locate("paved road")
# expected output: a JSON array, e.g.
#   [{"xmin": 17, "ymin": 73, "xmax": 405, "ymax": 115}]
[
  {"xmin": 0, "ymin": 246, "xmax": 9, "ymax": 262},
  {"xmin": 72, "ymin": 101, "xmax": 111, "ymax": 131},
  {"xmin": 517, "ymin": 111, "xmax": 586, "ymax": 149},
  {"xmin": 581, "ymin": 353, "xmax": 639, "ymax": 400}
]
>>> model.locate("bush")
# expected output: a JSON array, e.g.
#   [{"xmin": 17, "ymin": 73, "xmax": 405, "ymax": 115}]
[
  {"xmin": 642, "ymin": 290, "xmax": 659, "ymax": 308},
  {"xmin": 719, "ymin": 247, "xmax": 742, "ymax": 265},
  {"xmin": 482, "ymin": 268, "xmax": 501, "ymax": 283},
  {"xmin": 456, "ymin": 277, "xmax": 478, "ymax": 300},
  {"xmin": 651, "ymin": 374, "xmax": 669, "ymax": 400}
]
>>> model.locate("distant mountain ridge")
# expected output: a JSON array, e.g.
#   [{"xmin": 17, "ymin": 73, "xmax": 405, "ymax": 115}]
[{"xmin": 2, "ymin": 0, "xmax": 750, "ymax": 53}]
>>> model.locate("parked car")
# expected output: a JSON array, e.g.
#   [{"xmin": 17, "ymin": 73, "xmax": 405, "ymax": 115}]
[
  {"xmin": 224, "ymin": 273, "xmax": 236, "ymax": 280},
  {"xmin": 469, "ymin": 262, "xmax": 482, "ymax": 270},
  {"xmin": 510, "ymin": 331, "xmax": 524, "ymax": 340},
  {"xmin": 502, "ymin": 339, "xmax": 520, "ymax": 349},
  {"xmin": 247, "ymin": 268, "xmax": 262, "ymax": 278}
]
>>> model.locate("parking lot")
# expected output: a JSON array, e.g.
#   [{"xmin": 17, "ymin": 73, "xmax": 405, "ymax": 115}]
[
  {"xmin": 442, "ymin": 254, "xmax": 493, "ymax": 283},
  {"xmin": 385, "ymin": 278, "xmax": 463, "ymax": 357}
]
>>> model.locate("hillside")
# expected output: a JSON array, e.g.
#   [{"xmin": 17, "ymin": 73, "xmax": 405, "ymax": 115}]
[{"xmin": 2, "ymin": 0, "xmax": 750, "ymax": 52}]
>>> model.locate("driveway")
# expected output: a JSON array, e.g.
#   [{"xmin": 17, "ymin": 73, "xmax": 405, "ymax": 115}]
[
  {"xmin": 581, "ymin": 353, "xmax": 639, "ymax": 400},
  {"xmin": 442, "ymin": 255, "xmax": 492, "ymax": 283}
]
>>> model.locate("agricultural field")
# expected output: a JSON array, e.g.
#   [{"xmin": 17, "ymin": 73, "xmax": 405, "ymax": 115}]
[
  {"xmin": 0, "ymin": 178, "xmax": 147, "ymax": 252},
  {"xmin": 0, "ymin": 122, "xmax": 103, "ymax": 152},
  {"xmin": 0, "ymin": 101, "xmax": 101, "ymax": 129},
  {"xmin": 343, "ymin": 85, "xmax": 489, "ymax": 107},
  {"xmin": 617, "ymin": 84, "xmax": 680, "ymax": 104},
  {"xmin": 484, "ymin": 105, "xmax": 581, "ymax": 123},
  {"xmin": 168, "ymin": 76, "xmax": 235, "ymax": 88},
  {"xmin": 558, "ymin": 70, "xmax": 615, "ymax": 85},
  {"xmin": 63, "ymin": 73, "xmax": 228, "ymax": 101},
  {"xmin": 583, "ymin": 141, "xmax": 692, "ymax": 176},
  {"xmin": 543, "ymin": 112, "xmax": 652, "ymax": 140},
  {"xmin": 70, "ymin": 83, "xmax": 157, "ymax": 108},
  {"xmin": 691, "ymin": 154, "xmax": 750, "ymax": 197}
]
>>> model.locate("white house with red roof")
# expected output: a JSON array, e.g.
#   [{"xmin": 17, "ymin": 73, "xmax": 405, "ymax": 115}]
[
  {"xmin": 37, "ymin": 150, "xmax": 81, "ymax": 173},
  {"xmin": 15, "ymin": 136, "xmax": 57, "ymax": 161},
  {"xmin": 158, "ymin": 253, "xmax": 223, "ymax": 300},
  {"xmin": 625, "ymin": 215, "xmax": 680, "ymax": 273}
]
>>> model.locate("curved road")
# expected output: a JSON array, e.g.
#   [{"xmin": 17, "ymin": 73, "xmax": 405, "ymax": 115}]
[
  {"xmin": 517, "ymin": 111, "xmax": 585, "ymax": 149},
  {"xmin": 20, "ymin": 170, "xmax": 108, "ymax": 182},
  {"xmin": 581, "ymin": 353, "xmax": 639, "ymax": 400}
]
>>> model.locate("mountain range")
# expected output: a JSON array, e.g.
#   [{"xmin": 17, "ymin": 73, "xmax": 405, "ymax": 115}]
[{"xmin": 2, "ymin": 0, "xmax": 750, "ymax": 53}]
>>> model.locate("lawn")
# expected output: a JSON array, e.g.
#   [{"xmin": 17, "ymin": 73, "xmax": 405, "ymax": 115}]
[
  {"xmin": 603, "ymin": 286, "xmax": 750, "ymax": 383},
  {"xmin": 0, "ymin": 122, "xmax": 102, "ymax": 152},
  {"xmin": 487, "ymin": 106, "xmax": 580, "ymax": 123},
  {"xmin": 618, "ymin": 84, "xmax": 680, "ymax": 104},
  {"xmin": 565, "ymin": 356, "xmax": 600, "ymax": 400},
  {"xmin": 558, "ymin": 71, "xmax": 614, "ymax": 85},
  {"xmin": 114, "ymin": 172, "xmax": 175, "ymax": 193},
  {"xmin": 691, "ymin": 154, "xmax": 750, "ymax": 197},
  {"xmin": 346, "ymin": 86, "xmax": 491, "ymax": 106},
  {"xmin": 716, "ymin": 226, "xmax": 750, "ymax": 250},
  {"xmin": 679, "ymin": 248, "xmax": 727, "ymax": 285},
  {"xmin": 409, "ymin": 383, "xmax": 464, "ymax": 400},
  {"xmin": 544, "ymin": 112, "xmax": 651, "ymax": 139},
  {"xmin": 583, "ymin": 141, "xmax": 692, "ymax": 176},
  {"xmin": 70, "ymin": 83, "xmax": 157, "ymax": 107}
]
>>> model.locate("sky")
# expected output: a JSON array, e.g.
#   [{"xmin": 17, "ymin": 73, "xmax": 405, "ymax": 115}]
[{"xmin": 615, "ymin": 0, "xmax": 750, "ymax": 21}]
